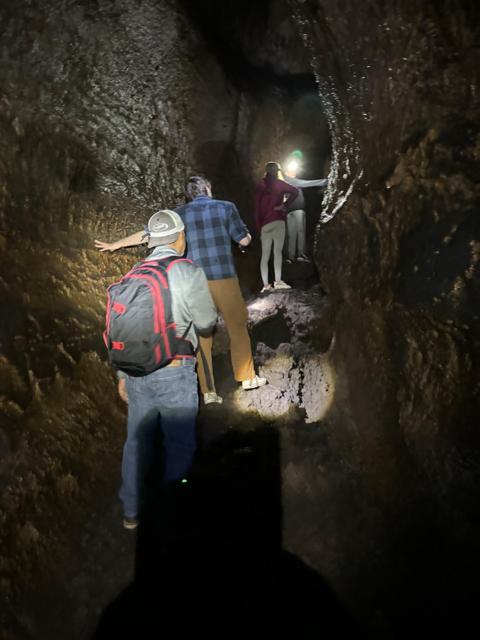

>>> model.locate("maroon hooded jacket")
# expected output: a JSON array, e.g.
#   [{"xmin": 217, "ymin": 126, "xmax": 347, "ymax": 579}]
[{"xmin": 253, "ymin": 176, "xmax": 299, "ymax": 231}]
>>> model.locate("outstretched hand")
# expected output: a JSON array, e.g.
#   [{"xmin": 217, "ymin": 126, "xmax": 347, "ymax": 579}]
[{"xmin": 95, "ymin": 239, "xmax": 117, "ymax": 252}]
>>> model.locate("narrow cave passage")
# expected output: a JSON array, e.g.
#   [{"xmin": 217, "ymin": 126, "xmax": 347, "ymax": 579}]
[{"xmin": 1, "ymin": 1, "xmax": 480, "ymax": 639}]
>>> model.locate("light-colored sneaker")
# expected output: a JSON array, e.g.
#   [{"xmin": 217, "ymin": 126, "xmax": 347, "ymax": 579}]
[
  {"xmin": 296, "ymin": 254, "xmax": 311, "ymax": 263},
  {"xmin": 241, "ymin": 375, "xmax": 267, "ymax": 390},
  {"xmin": 204, "ymin": 392, "xmax": 223, "ymax": 405},
  {"xmin": 260, "ymin": 284, "xmax": 272, "ymax": 293},
  {"xmin": 123, "ymin": 516, "xmax": 139, "ymax": 531},
  {"xmin": 273, "ymin": 280, "xmax": 291, "ymax": 290}
]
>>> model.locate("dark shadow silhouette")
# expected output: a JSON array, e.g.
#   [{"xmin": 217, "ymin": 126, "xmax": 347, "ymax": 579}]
[{"xmin": 93, "ymin": 427, "xmax": 366, "ymax": 638}]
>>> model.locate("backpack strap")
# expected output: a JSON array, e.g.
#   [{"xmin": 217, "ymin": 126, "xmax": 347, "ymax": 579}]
[
  {"xmin": 180, "ymin": 321, "xmax": 192, "ymax": 340},
  {"xmin": 137, "ymin": 256, "xmax": 196, "ymax": 356},
  {"xmin": 165, "ymin": 258, "xmax": 194, "ymax": 271}
]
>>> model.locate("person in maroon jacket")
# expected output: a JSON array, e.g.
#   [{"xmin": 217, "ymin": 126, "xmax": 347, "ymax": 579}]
[{"xmin": 254, "ymin": 162, "xmax": 299, "ymax": 292}]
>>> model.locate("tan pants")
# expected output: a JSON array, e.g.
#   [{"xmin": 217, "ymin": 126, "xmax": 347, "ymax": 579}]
[{"xmin": 197, "ymin": 277, "xmax": 255, "ymax": 393}]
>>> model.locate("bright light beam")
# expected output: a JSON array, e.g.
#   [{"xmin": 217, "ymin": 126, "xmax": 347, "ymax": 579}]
[{"xmin": 286, "ymin": 158, "xmax": 301, "ymax": 175}]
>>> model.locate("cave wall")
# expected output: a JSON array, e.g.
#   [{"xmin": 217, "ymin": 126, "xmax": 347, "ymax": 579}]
[
  {"xmin": 4, "ymin": 0, "xmax": 479, "ymax": 632},
  {"xmin": 0, "ymin": 0, "xmax": 332, "ymax": 627},
  {"xmin": 0, "ymin": 0, "xmax": 246, "ymax": 229},
  {"xmin": 289, "ymin": 0, "xmax": 480, "ymax": 528},
  {"xmin": 0, "ymin": 0, "xmax": 290, "ymax": 624}
]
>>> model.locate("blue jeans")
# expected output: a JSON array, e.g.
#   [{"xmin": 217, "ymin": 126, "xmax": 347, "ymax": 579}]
[{"xmin": 119, "ymin": 360, "xmax": 198, "ymax": 518}]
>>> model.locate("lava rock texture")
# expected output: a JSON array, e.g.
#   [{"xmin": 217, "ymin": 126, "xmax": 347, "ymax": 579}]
[
  {"xmin": 289, "ymin": 0, "xmax": 480, "ymax": 630},
  {"xmin": 0, "ymin": 0, "xmax": 267, "ymax": 633},
  {"xmin": 0, "ymin": 0, "xmax": 479, "ymax": 637},
  {"xmin": 292, "ymin": 0, "xmax": 480, "ymax": 523}
]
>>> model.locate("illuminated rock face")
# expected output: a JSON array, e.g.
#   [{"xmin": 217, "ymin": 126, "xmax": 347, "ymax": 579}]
[
  {"xmin": 1, "ymin": 0, "xmax": 480, "ymax": 636},
  {"xmin": 0, "ymin": 2, "xmax": 325, "ymax": 633},
  {"xmin": 0, "ymin": 0, "xmax": 266, "ymax": 631}
]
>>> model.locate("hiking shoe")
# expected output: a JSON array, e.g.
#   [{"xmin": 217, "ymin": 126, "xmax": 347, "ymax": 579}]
[
  {"xmin": 285, "ymin": 258, "xmax": 294, "ymax": 264},
  {"xmin": 242, "ymin": 375, "xmax": 267, "ymax": 390},
  {"xmin": 260, "ymin": 284, "xmax": 272, "ymax": 293},
  {"xmin": 297, "ymin": 254, "xmax": 311, "ymax": 263},
  {"xmin": 204, "ymin": 392, "xmax": 223, "ymax": 405},
  {"xmin": 273, "ymin": 280, "xmax": 291, "ymax": 290},
  {"xmin": 123, "ymin": 516, "xmax": 139, "ymax": 531}
]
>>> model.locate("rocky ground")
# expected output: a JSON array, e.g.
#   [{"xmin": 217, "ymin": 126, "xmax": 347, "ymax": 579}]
[
  {"xmin": 2, "ymin": 257, "xmax": 478, "ymax": 639},
  {"xmin": 0, "ymin": 265, "xmax": 379, "ymax": 639}
]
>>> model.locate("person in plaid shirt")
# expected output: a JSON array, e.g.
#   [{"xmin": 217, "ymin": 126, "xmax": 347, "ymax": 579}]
[
  {"xmin": 176, "ymin": 180, "xmax": 247, "ymax": 281},
  {"xmin": 95, "ymin": 176, "xmax": 266, "ymax": 404}
]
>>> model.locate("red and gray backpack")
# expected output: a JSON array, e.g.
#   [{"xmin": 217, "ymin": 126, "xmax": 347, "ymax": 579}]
[{"xmin": 103, "ymin": 256, "xmax": 194, "ymax": 376}]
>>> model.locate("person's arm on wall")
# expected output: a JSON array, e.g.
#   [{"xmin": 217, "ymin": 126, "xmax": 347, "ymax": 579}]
[
  {"xmin": 95, "ymin": 229, "xmax": 146, "ymax": 252},
  {"xmin": 284, "ymin": 176, "xmax": 328, "ymax": 189}
]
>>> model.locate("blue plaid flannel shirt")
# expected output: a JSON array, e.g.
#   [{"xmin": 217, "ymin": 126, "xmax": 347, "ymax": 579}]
[{"xmin": 175, "ymin": 196, "xmax": 249, "ymax": 281}]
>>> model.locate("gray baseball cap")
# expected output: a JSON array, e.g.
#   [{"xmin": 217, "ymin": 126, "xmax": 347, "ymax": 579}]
[{"xmin": 146, "ymin": 209, "xmax": 184, "ymax": 247}]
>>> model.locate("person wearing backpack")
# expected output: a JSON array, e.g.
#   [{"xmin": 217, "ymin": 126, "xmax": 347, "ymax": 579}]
[
  {"xmin": 96, "ymin": 176, "xmax": 267, "ymax": 406},
  {"xmin": 104, "ymin": 209, "xmax": 217, "ymax": 530}
]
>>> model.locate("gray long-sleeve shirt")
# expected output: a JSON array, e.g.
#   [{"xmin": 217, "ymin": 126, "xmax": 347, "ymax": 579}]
[
  {"xmin": 147, "ymin": 245, "xmax": 217, "ymax": 348},
  {"xmin": 283, "ymin": 175, "xmax": 328, "ymax": 212}
]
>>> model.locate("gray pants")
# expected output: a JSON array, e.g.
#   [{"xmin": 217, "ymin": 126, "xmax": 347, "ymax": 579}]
[
  {"xmin": 260, "ymin": 220, "xmax": 285, "ymax": 285},
  {"xmin": 287, "ymin": 209, "xmax": 306, "ymax": 258}
]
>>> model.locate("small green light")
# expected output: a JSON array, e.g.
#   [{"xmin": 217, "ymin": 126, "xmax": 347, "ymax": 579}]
[{"xmin": 181, "ymin": 478, "xmax": 188, "ymax": 484}]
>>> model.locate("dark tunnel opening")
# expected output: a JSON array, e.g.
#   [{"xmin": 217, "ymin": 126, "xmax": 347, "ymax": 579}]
[{"xmin": 1, "ymin": 1, "xmax": 480, "ymax": 638}]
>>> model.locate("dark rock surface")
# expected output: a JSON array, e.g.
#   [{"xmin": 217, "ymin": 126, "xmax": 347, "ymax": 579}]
[
  {"xmin": 1, "ymin": 0, "xmax": 479, "ymax": 638},
  {"xmin": 289, "ymin": 0, "xmax": 480, "ymax": 630},
  {"xmin": 291, "ymin": 0, "xmax": 480, "ymax": 526}
]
